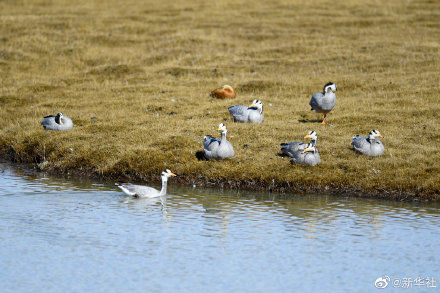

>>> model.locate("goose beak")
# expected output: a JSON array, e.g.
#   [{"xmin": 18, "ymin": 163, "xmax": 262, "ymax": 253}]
[
  {"xmin": 304, "ymin": 134, "xmax": 311, "ymax": 139},
  {"xmin": 379, "ymin": 134, "xmax": 383, "ymax": 138},
  {"xmin": 248, "ymin": 103, "xmax": 255, "ymax": 107},
  {"xmin": 218, "ymin": 127, "xmax": 222, "ymax": 131},
  {"xmin": 302, "ymin": 148, "xmax": 308, "ymax": 154},
  {"xmin": 169, "ymin": 172, "xmax": 177, "ymax": 177}
]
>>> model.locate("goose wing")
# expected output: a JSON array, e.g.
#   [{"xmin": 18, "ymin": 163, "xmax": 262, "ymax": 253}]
[
  {"xmin": 290, "ymin": 150, "xmax": 304, "ymax": 164},
  {"xmin": 117, "ymin": 183, "xmax": 159, "ymax": 197},
  {"xmin": 228, "ymin": 105, "xmax": 250, "ymax": 122},
  {"xmin": 203, "ymin": 135, "xmax": 220, "ymax": 151},
  {"xmin": 216, "ymin": 140, "xmax": 234, "ymax": 159},
  {"xmin": 204, "ymin": 137, "xmax": 234, "ymax": 160},
  {"xmin": 352, "ymin": 136, "xmax": 370, "ymax": 152},
  {"xmin": 280, "ymin": 142, "xmax": 306, "ymax": 157},
  {"xmin": 41, "ymin": 116, "xmax": 56, "ymax": 128},
  {"xmin": 309, "ymin": 92, "xmax": 324, "ymax": 111}
]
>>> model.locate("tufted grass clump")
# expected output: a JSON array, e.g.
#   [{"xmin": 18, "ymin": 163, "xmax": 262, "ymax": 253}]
[{"xmin": 0, "ymin": 0, "xmax": 439, "ymax": 199}]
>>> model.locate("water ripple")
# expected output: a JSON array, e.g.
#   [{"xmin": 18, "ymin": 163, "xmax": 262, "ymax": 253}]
[{"xmin": 0, "ymin": 162, "xmax": 439, "ymax": 292}]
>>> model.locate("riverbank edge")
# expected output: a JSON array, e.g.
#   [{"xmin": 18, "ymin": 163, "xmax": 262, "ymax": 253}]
[{"xmin": 1, "ymin": 152, "xmax": 437, "ymax": 202}]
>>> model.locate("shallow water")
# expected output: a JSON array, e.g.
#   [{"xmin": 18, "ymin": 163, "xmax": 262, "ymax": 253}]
[{"xmin": 0, "ymin": 163, "xmax": 439, "ymax": 292}]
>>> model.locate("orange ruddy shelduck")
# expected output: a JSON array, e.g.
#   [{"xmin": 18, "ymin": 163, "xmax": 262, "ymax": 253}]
[{"xmin": 210, "ymin": 85, "xmax": 236, "ymax": 99}]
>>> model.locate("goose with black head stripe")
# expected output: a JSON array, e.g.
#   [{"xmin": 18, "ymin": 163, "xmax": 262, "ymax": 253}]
[
  {"xmin": 228, "ymin": 99, "xmax": 264, "ymax": 123},
  {"xmin": 290, "ymin": 143, "xmax": 321, "ymax": 166},
  {"xmin": 352, "ymin": 130, "xmax": 385, "ymax": 156},
  {"xmin": 281, "ymin": 130, "xmax": 317, "ymax": 157},
  {"xmin": 309, "ymin": 82, "xmax": 337, "ymax": 124},
  {"xmin": 115, "ymin": 169, "xmax": 176, "ymax": 198},
  {"xmin": 41, "ymin": 112, "xmax": 73, "ymax": 131},
  {"xmin": 203, "ymin": 123, "xmax": 235, "ymax": 160}
]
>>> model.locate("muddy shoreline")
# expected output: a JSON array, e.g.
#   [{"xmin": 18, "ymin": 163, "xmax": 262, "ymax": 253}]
[{"xmin": 2, "ymin": 155, "xmax": 437, "ymax": 202}]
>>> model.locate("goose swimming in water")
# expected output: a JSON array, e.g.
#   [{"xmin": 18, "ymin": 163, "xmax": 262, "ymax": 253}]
[
  {"xmin": 41, "ymin": 112, "xmax": 73, "ymax": 131},
  {"xmin": 280, "ymin": 130, "xmax": 317, "ymax": 157},
  {"xmin": 115, "ymin": 169, "xmax": 176, "ymax": 198},
  {"xmin": 352, "ymin": 130, "xmax": 385, "ymax": 156},
  {"xmin": 290, "ymin": 143, "xmax": 321, "ymax": 166},
  {"xmin": 228, "ymin": 99, "xmax": 264, "ymax": 123},
  {"xmin": 210, "ymin": 85, "xmax": 236, "ymax": 99},
  {"xmin": 203, "ymin": 123, "xmax": 235, "ymax": 160},
  {"xmin": 309, "ymin": 82, "xmax": 337, "ymax": 124}
]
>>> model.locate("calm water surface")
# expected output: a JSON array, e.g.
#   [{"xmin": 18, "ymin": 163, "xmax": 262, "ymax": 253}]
[{"xmin": 0, "ymin": 163, "xmax": 439, "ymax": 292}]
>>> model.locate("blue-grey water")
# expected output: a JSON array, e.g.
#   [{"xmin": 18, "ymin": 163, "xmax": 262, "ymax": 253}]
[{"xmin": 0, "ymin": 162, "xmax": 439, "ymax": 292}]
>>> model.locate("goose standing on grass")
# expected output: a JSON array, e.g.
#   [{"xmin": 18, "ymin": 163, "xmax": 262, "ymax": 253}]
[
  {"xmin": 115, "ymin": 169, "xmax": 176, "ymax": 198},
  {"xmin": 290, "ymin": 143, "xmax": 321, "ymax": 166},
  {"xmin": 228, "ymin": 99, "xmax": 264, "ymax": 123},
  {"xmin": 210, "ymin": 85, "xmax": 236, "ymax": 99},
  {"xmin": 281, "ymin": 130, "xmax": 317, "ymax": 157},
  {"xmin": 41, "ymin": 112, "xmax": 73, "ymax": 131},
  {"xmin": 309, "ymin": 82, "xmax": 337, "ymax": 124},
  {"xmin": 203, "ymin": 123, "xmax": 234, "ymax": 160},
  {"xmin": 352, "ymin": 130, "xmax": 385, "ymax": 156}
]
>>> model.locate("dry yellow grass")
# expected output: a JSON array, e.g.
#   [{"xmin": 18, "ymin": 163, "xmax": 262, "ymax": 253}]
[{"xmin": 0, "ymin": 0, "xmax": 439, "ymax": 199}]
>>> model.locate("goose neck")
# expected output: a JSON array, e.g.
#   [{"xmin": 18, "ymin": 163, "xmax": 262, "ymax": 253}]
[
  {"xmin": 159, "ymin": 176, "xmax": 168, "ymax": 196},
  {"xmin": 221, "ymin": 131, "xmax": 227, "ymax": 141}
]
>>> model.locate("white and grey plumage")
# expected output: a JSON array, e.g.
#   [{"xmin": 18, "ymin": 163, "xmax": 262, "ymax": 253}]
[
  {"xmin": 115, "ymin": 169, "xmax": 176, "ymax": 198},
  {"xmin": 203, "ymin": 123, "xmax": 235, "ymax": 160},
  {"xmin": 309, "ymin": 82, "xmax": 337, "ymax": 124},
  {"xmin": 290, "ymin": 143, "xmax": 321, "ymax": 166},
  {"xmin": 280, "ymin": 130, "xmax": 317, "ymax": 157},
  {"xmin": 352, "ymin": 130, "xmax": 385, "ymax": 157},
  {"xmin": 228, "ymin": 99, "xmax": 264, "ymax": 123},
  {"xmin": 203, "ymin": 135, "xmax": 220, "ymax": 152},
  {"xmin": 41, "ymin": 112, "xmax": 73, "ymax": 131}
]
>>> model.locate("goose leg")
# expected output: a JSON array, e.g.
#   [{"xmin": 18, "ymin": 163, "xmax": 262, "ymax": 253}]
[{"xmin": 321, "ymin": 113, "xmax": 326, "ymax": 124}]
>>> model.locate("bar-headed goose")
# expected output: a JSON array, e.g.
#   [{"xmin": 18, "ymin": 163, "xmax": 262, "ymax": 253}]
[
  {"xmin": 203, "ymin": 123, "xmax": 235, "ymax": 160},
  {"xmin": 290, "ymin": 143, "xmax": 321, "ymax": 166},
  {"xmin": 41, "ymin": 112, "xmax": 73, "ymax": 131},
  {"xmin": 115, "ymin": 169, "xmax": 176, "ymax": 198},
  {"xmin": 281, "ymin": 130, "xmax": 317, "ymax": 157},
  {"xmin": 352, "ymin": 130, "xmax": 385, "ymax": 156},
  {"xmin": 309, "ymin": 82, "xmax": 337, "ymax": 124},
  {"xmin": 228, "ymin": 99, "xmax": 264, "ymax": 123}
]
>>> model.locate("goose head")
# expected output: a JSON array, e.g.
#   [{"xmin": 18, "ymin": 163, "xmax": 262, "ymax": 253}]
[
  {"xmin": 304, "ymin": 130, "xmax": 317, "ymax": 141},
  {"xmin": 249, "ymin": 99, "xmax": 263, "ymax": 113},
  {"xmin": 218, "ymin": 123, "xmax": 227, "ymax": 134},
  {"xmin": 55, "ymin": 112, "xmax": 64, "ymax": 124},
  {"xmin": 161, "ymin": 169, "xmax": 176, "ymax": 181},
  {"xmin": 324, "ymin": 82, "xmax": 337, "ymax": 93},
  {"xmin": 368, "ymin": 129, "xmax": 383, "ymax": 140},
  {"xmin": 302, "ymin": 143, "xmax": 317, "ymax": 154}
]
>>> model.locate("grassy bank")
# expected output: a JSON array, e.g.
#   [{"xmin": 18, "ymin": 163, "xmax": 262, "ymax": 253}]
[{"xmin": 0, "ymin": 0, "xmax": 439, "ymax": 199}]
